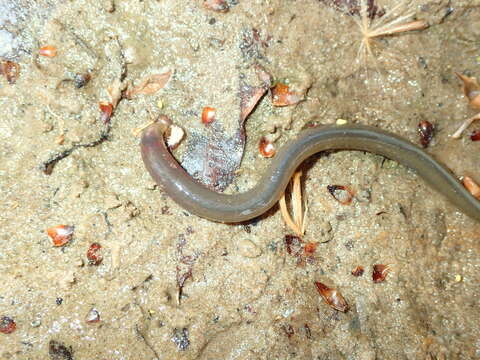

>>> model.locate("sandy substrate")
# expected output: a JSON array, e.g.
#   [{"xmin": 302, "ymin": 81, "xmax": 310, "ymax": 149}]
[{"xmin": 1, "ymin": 0, "xmax": 479, "ymax": 359}]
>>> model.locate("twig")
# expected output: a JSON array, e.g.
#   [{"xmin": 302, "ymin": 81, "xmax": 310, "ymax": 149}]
[{"xmin": 41, "ymin": 125, "xmax": 110, "ymax": 174}]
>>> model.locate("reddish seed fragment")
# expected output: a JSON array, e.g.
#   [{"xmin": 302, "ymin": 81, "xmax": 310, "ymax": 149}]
[
  {"xmin": 86, "ymin": 243, "xmax": 103, "ymax": 265},
  {"xmin": 47, "ymin": 225, "xmax": 74, "ymax": 247},
  {"xmin": 85, "ymin": 308, "xmax": 100, "ymax": 323},
  {"xmin": 418, "ymin": 120, "xmax": 434, "ymax": 148},
  {"xmin": 327, "ymin": 185, "xmax": 354, "ymax": 205},
  {"xmin": 259, "ymin": 137, "xmax": 276, "ymax": 158},
  {"xmin": 201, "ymin": 107, "xmax": 216, "ymax": 125},
  {"xmin": 314, "ymin": 281, "xmax": 349, "ymax": 312},
  {"xmin": 0, "ymin": 316, "xmax": 16, "ymax": 334},
  {"xmin": 99, "ymin": 102, "xmax": 113, "ymax": 124},
  {"xmin": 351, "ymin": 266, "xmax": 364, "ymax": 277},
  {"xmin": 471, "ymin": 130, "xmax": 480, "ymax": 141},
  {"xmin": 372, "ymin": 264, "xmax": 390, "ymax": 283},
  {"xmin": 462, "ymin": 176, "xmax": 480, "ymax": 200},
  {"xmin": 0, "ymin": 61, "xmax": 20, "ymax": 84},
  {"xmin": 304, "ymin": 242, "xmax": 318, "ymax": 255},
  {"xmin": 39, "ymin": 45, "xmax": 57, "ymax": 57},
  {"xmin": 271, "ymin": 83, "xmax": 303, "ymax": 107},
  {"xmin": 285, "ymin": 234, "xmax": 303, "ymax": 256},
  {"xmin": 203, "ymin": 0, "xmax": 229, "ymax": 12}
]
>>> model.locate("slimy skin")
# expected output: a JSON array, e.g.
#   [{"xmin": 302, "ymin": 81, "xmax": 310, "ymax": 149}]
[{"xmin": 140, "ymin": 119, "xmax": 480, "ymax": 223}]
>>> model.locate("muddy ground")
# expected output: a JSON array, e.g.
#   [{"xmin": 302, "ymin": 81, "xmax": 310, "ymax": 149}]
[{"xmin": 1, "ymin": 0, "xmax": 480, "ymax": 359}]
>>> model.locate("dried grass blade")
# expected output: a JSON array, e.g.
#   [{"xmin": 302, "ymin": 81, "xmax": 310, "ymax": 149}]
[
  {"xmin": 370, "ymin": 19, "xmax": 428, "ymax": 38},
  {"xmin": 292, "ymin": 171, "xmax": 303, "ymax": 232},
  {"xmin": 132, "ymin": 120, "xmax": 157, "ymax": 137},
  {"xmin": 279, "ymin": 192, "xmax": 302, "ymax": 237},
  {"xmin": 452, "ymin": 113, "xmax": 480, "ymax": 139},
  {"xmin": 301, "ymin": 203, "xmax": 309, "ymax": 236}
]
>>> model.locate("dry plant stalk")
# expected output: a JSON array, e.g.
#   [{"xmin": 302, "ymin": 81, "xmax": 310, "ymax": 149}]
[
  {"xmin": 279, "ymin": 171, "xmax": 308, "ymax": 237},
  {"xmin": 132, "ymin": 120, "xmax": 156, "ymax": 137},
  {"xmin": 452, "ymin": 73, "xmax": 480, "ymax": 138},
  {"xmin": 354, "ymin": 0, "xmax": 428, "ymax": 71},
  {"xmin": 132, "ymin": 108, "xmax": 161, "ymax": 137},
  {"xmin": 363, "ymin": 18, "xmax": 428, "ymax": 38}
]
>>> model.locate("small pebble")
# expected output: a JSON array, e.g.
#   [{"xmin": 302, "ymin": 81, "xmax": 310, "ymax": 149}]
[
  {"xmin": 85, "ymin": 308, "xmax": 101, "ymax": 323},
  {"xmin": 318, "ymin": 221, "xmax": 333, "ymax": 243},
  {"xmin": 70, "ymin": 179, "xmax": 89, "ymax": 199},
  {"xmin": 55, "ymin": 134, "xmax": 65, "ymax": 145},
  {"xmin": 123, "ymin": 46, "xmax": 137, "ymax": 64},
  {"xmin": 30, "ymin": 319, "xmax": 41, "ymax": 328},
  {"xmin": 104, "ymin": 0, "xmax": 115, "ymax": 12},
  {"xmin": 73, "ymin": 73, "xmax": 91, "ymax": 88},
  {"xmin": 42, "ymin": 122, "xmax": 54, "ymax": 133},
  {"xmin": 382, "ymin": 159, "xmax": 399, "ymax": 169},
  {"xmin": 158, "ymin": 291, "xmax": 173, "ymax": 305},
  {"xmin": 145, "ymin": 181, "xmax": 158, "ymax": 190},
  {"xmin": 74, "ymin": 259, "xmax": 85, "ymax": 267},
  {"xmin": 172, "ymin": 328, "xmax": 190, "ymax": 351},
  {"xmin": 59, "ymin": 270, "xmax": 76, "ymax": 288},
  {"xmin": 356, "ymin": 189, "xmax": 371, "ymax": 203},
  {"xmin": 238, "ymin": 239, "xmax": 262, "ymax": 258}
]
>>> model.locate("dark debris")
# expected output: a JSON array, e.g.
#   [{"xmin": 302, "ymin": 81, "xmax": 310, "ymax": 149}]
[
  {"xmin": 41, "ymin": 126, "xmax": 110, "ymax": 175},
  {"xmin": 172, "ymin": 327, "xmax": 190, "ymax": 351},
  {"xmin": 49, "ymin": 340, "xmax": 73, "ymax": 360},
  {"xmin": 318, "ymin": 0, "xmax": 385, "ymax": 19}
]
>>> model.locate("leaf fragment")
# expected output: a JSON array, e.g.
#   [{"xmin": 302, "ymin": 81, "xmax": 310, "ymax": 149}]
[
  {"xmin": 314, "ymin": 281, "xmax": 349, "ymax": 312},
  {"xmin": 126, "ymin": 69, "xmax": 172, "ymax": 98}
]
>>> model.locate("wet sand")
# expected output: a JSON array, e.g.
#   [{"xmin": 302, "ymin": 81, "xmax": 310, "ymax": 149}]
[{"xmin": 1, "ymin": 0, "xmax": 479, "ymax": 358}]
